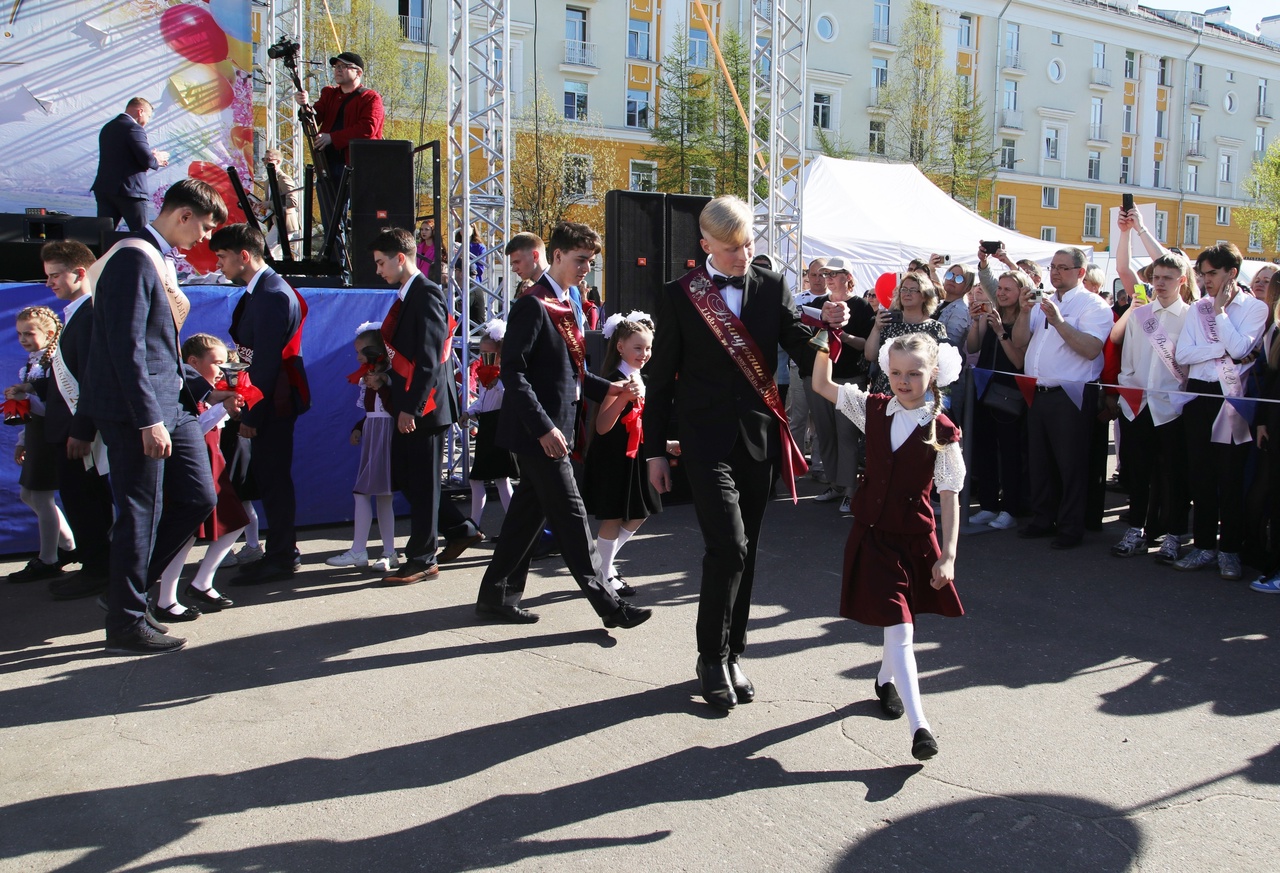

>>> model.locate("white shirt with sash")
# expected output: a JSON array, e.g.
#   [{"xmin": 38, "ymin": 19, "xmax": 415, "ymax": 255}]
[
  {"xmin": 704, "ymin": 257, "xmax": 744, "ymax": 318},
  {"xmin": 1118, "ymin": 296, "xmax": 1190, "ymax": 425}
]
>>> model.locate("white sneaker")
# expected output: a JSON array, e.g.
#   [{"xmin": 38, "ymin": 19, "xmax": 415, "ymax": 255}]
[
  {"xmin": 372, "ymin": 554, "xmax": 399, "ymax": 572},
  {"xmin": 839, "ymin": 495, "xmax": 852, "ymax": 514},
  {"xmin": 814, "ymin": 486, "xmax": 842, "ymax": 503},
  {"xmin": 326, "ymin": 549, "xmax": 369, "ymax": 568},
  {"xmin": 988, "ymin": 511, "xmax": 1016, "ymax": 530},
  {"xmin": 969, "ymin": 510, "xmax": 997, "ymax": 525},
  {"xmin": 230, "ymin": 545, "xmax": 264, "ymax": 565}
]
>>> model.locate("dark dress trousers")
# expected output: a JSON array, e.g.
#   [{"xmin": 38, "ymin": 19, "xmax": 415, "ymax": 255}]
[
  {"xmin": 91, "ymin": 114, "xmax": 159, "ymax": 232},
  {"xmin": 230, "ymin": 268, "xmax": 309, "ymax": 566},
  {"xmin": 30, "ymin": 298, "xmax": 113, "ymax": 576},
  {"xmin": 643, "ymin": 264, "xmax": 815, "ymax": 660},
  {"xmin": 81, "ymin": 232, "xmax": 216, "ymax": 637},
  {"xmin": 476, "ymin": 276, "xmax": 624, "ymax": 616},
  {"xmin": 385, "ymin": 272, "xmax": 459, "ymax": 564}
]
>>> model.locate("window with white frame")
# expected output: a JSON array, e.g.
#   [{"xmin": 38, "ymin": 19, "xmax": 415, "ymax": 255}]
[
  {"xmin": 958, "ymin": 15, "xmax": 972, "ymax": 48},
  {"xmin": 1261, "ymin": 78, "xmax": 1270, "ymax": 109},
  {"xmin": 1155, "ymin": 210, "xmax": 1168, "ymax": 242},
  {"xmin": 1258, "ymin": 126, "xmax": 1267, "ymax": 153},
  {"xmin": 997, "ymin": 195, "xmax": 1016, "ymax": 229},
  {"xmin": 1003, "ymin": 79, "xmax": 1018, "ymax": 111},
  {"xmin": 812, "ymin": 92, "xmax": 833, "ymax": 130},
  {"xmin": 1158, "ymin": 57, "xmax": 1171, "ymax": 86},
  {"xmin": 869, "ymin": 120, "xmax": 886, "ymax": 155},
  {"xmin": 1122, "ymin": 103, "xmax": 1133, "ymax": 134},
  {"xmin": 1155, "ymin": 109, "xmax": 1167, "ymax": 139},
  {"xmin": 1216, "ymin": 205, "xmax": 1230, "ymax": 225},
  {"xmin": 1041, "ymin": 227, "xmax": 1057, "ymax": 242},
  {"xmin": 873, "ymin": 0, "xmax": 891, "ymax": 42},
  {"xmin": 627, "ymin": 19, "xmax": 650, "ymax": 60},
  {"xmin": 626, "ymin": 89, "xmax": 650, "ymax": 128},
  {"xmin": 1083, "ymin": 204, "xmax": 1101, "ymax": 239},
  {"xmin": 1093, "ymin": 42, "xmax": 1106, "ymax": 69},
  {"xmin": 689, "ymin": 28, "xmax": 710, "ymax": 67},
  {"xmin": 1088, "ymin": 151, "xmax": 1101, "ymax": 181},
  {"xmin": 1249, "ymin": 222, "xmax": 1262, "ymax": 251},
  {"xmin": 1051, "ymin": 32, "xmax": 1062, "ymax": 46},
  {"xmin": 872, "ymin": 57, "xmax": 889, "ymax": 90},
  {"xmin": 1119, "ymin": 155, "xmax": 1131, "ymax": 184},
  {"xmin": 1220, "ymin": 151, "xmax": 1234, "ymax": 183},
  {"xmin": 1044, "ymin": 127, "xmax": 1060, "ymax": 160},
  {"xmin": 1184, "ymin": 213, "xmax": 1199, "ymax": 246},
  {"xmin": 1153, "ymin": 159, "xmax": 1164, "ymax": 188},
  {"xmin": 1005, "ymin": 22, "xmax": 1020, "ymax": 57},
  {"xmin": 564, "ymin": 154, "xmax": 592, "ymax": 197},
  {"xmin": 629, "ymin": 160, "xmax": 657, "ymax": 192},
  {"xmin": 1192, "ymin": 63, "xmax": 1204, "ymax": 89},
  {"xmin": 563, "ymin": 81, "xmax": 588, "ymax": 120},
  {"xmin": 1000, "ymin": 138, "xmax": 1016, "ymax": 169},
  {"xmin": 1186, "ymin": 163, "xmax": 1198, "ymax": 191},
  {"xmin": 1189, "ymin": 113, "xmax": 1202, "ymax": 144},
  {"xmin": 1091, "ymin": 97, "xmax": 1104, "ymax": 139},
  {"xmin": 1227, "ymin": 70, "xmax": 1235, "ymax": 83},
  {"xmin": 690, "ymin": 166, "xmax": 715, "ymax": 196},
  {"xmin": 1124, "ymin": 50, "xmax": 1136, "ymax": 80},
  {"xmin": 1042, "ymin": 186, "xmax": 1058, "ymax": 208}
]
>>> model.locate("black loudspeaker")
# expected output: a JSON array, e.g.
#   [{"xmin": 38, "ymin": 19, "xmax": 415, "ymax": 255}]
[
  {"xmin": 604, "ymin": 190, "xmax": 665, "ymax": 317},
  {"xmin": 0, "ymin": 241, "xmax": 50, "ymax": 281},
  {"xmin": 664, "ymin": 194, "xmax": 711, "ymax": 281},
  {"xmin": 348, "ymin": 140, "xmax": 415, "ymax": 287}
]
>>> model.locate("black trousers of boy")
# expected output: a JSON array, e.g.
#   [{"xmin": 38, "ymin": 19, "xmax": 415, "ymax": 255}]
[
  {"xmin": 1183, "ymin": 380, "xmax": 1250, "ymax": 554},
  {"xmin": 1118, "ymin": 408, "xmax": 1189, "ymax": 536}
]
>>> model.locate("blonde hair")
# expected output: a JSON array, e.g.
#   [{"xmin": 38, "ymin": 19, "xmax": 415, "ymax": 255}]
[
  {"xmin": 997, "ymin": 270, "xmax": 1033, "ymax": 320},
  {"xmin": 699, "ymin": 196, "xmax": 753, "ymax": 247},
  {"xmin": 181, "ymin": 333, "xmax": 227, "ymax": 362},
  {"xmin": 946, "ymin": 263, "xmax": 976, "ymax": 296},
  {"xmin": 16, "ymin": 306, "xmax": 62, "ymax": 371},
  {"xmin": 892, "ymin": 273, "xmax": 940, "ymax": 317},
  {"xmin": 886, "ymin": 332, "xmax": 946, "ymax": 451},
  {"xmin": 1083, "ymin": 264, "xmax": 1105, "ymax": 292}
]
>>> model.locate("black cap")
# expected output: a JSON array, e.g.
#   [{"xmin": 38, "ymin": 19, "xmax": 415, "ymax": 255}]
[{"xmin": 329, "ymin": 51, "xmax": 365, "ymax": 71}]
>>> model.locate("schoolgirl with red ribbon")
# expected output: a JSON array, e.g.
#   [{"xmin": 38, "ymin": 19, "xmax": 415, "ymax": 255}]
[
  {"xmin": 463, "ymin": 318, "xmax": 517, "ymax": 534},
  {"xmin": 584, "ymin": 310, "xmax": 672, "ymax": 597}
]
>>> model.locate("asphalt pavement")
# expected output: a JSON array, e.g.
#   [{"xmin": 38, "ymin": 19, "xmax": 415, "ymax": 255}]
[{"xmin": 1, "ymin": 478, "xmax": 1278, "ymax": 872}]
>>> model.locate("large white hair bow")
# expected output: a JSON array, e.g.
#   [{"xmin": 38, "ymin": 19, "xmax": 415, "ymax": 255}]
[{"xmin": 877, "ymin": 336, "xmax": 963, "ymax": 387}]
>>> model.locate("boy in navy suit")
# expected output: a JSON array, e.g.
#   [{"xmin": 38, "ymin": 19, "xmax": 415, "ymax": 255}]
[
  {"xmin": 209, "ymin": 224, "xmax": 310, "ymax": 586},
  {"xmin": 83, "ymin": 179, "xmax": 226, "ymax": 655},
  {"xmin": 91, "ymin": 97, "xmax": 169, "ymax": 232},
  {"xmin": 474, "ymin": 222, "xmax": 650, "ymax": 629}
]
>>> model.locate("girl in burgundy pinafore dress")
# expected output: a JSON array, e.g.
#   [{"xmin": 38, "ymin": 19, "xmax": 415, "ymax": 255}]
[{"xmin": 812, "ymin": 331, "xmax": 965, "ymax": 761}]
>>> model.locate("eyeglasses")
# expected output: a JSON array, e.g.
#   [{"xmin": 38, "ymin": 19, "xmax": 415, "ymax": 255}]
[
  {"xmin": 944, "ymin": 270, "xmax": 964, "ymax": 280},
  {"xmin": 334, "ymin": 63, "xmax": 360, "ymax": 72},
  {"xmin": 819, "ymin": 270, "xmax": 848, "ymax": 278},
  {"xmin": 1048, "ymin": 264, "xmax": 1077, "ymax": 272}
]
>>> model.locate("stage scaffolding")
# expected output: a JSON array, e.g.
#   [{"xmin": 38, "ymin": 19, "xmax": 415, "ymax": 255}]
[{"xmin": 260, "ymin": 0, "xmax": 305, "ymax": 186}]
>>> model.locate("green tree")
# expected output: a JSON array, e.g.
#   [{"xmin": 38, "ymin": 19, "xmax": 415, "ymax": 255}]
[
  {"xmin": 705, "ymin": 26, "xmax": 753, "ymax": 199},
  {"xmin": 1239, "ymin": 141, "xmax": 1280, "ymax": 256},
  {"xmin": 645, "ymin": 25, "xmax": 712, "ymax": 194},
  {"xmin": 943, "ymin": 83, "xmax": 1000, "ymax": 213}
]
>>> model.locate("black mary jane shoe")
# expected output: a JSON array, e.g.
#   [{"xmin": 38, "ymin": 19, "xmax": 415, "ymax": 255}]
[
  {"xmin": 151, "ymin": 602, "xmax": 202, "ymax": 623},
  {"xmin": 185, "ymin": 585, "xmax": 234, "ymax": 611},
  {"xmin": 611, "ymin": 576, "xmax": 637, "ymax": 598}
]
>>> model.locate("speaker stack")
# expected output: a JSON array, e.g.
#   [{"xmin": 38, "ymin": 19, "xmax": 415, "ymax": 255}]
[
  {"xmin": 0, "ymin": 214, "xmax": 114, "ymax": 282},
  {"xmin": 347, "ymin": 140, "xmax": 415, "ymax": 287}
]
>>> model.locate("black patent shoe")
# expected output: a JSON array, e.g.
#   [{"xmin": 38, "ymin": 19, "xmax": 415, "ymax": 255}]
[{"xmin": 912, "ymin": 728, "xmax": 938, "ymax": 760}]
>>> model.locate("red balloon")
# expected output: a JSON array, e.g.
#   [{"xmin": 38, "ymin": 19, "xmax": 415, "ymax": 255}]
[
  {"xmin": 160, "ymin": 5, "xmax": 229, "ymax": 65},
  {"xmin": 175, "ymin": 161, "xmax": 246, "ymax": 274},
  {"xmin": 874, "ymin": 272, "xmax": 898, "ymax": 309}
]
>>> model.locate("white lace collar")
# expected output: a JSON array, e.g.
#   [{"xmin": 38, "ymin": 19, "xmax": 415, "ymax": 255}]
[{"xmin": 885, "ymin": 396, "xmax": 934, "ymax": 427}]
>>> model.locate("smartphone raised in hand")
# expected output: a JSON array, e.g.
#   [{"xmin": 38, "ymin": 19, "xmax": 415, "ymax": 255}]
[
  {"xmin": 980, "ymin": 240, "xmax": 1003, "ymax": 256},
  {"xmin": 1122, "ymin": 192, "xmax": 1135, "ymax": 213}
]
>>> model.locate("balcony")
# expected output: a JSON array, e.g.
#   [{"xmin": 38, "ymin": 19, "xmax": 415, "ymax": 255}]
[
  {"xmin": 1186, "ymin": 140, "xmax": 1207, "ymax": 160},
  {"xmin": 871, "ymin": 24, "xmax": 892, "ymax": 45},
  {"xmin": 1258, "ymin": 101, "xmax": 1274, "ymax": 121},
  {"xmin": 1189, "ymin": 88, "xmax": 1209, "ymax": 108},
  {"xmin": 1002, "ymin": 51, "xmax": 1025, "ymax": 75},
  {"xmin": 1089, "ymin": 67, "xmax": 1112, "ymax": 89},
  {"xmin": 999, "ymin": 109, "xmax": 1024, "ymax": 131},
  {"xmin": 400, "ymin": 15, "xmax": 431, "ymax": 45},
  {"xmin": 867, "ymin": 86, "xmax": 890, "ymax": 114},
  {"xmin": 1087, "ymin": 123, "xmax": 1109, "ymax": 144},
  {"xmin": 564, "ymin": 40, "xmax": 597, "ymax": 68}
]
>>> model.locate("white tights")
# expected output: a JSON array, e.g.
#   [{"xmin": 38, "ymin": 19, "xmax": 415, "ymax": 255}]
[
  {"xmin": 241, "ymin": 500, "xmax": 260, "ymax": 549},
  {"xmin": 156, "ymin": 536, "xmax": 197, "ymax": 611},
  {"xmin": 353, "ymin": 493, "xmax": 395, "ymax": 556},
  {"xmin": 469, "ymin": 478, "xmax": 513, "ymax": 524},
  {"xmin": 877, "ymin": 622, "xmax": 930, "ymax": 735},
  {"xmin": 20, "ymin": 487, "xmax": 74, "ymax": 565},
  {"xmin": 190, "ymin": 527, "xmax": 244, "ymax": 595}
]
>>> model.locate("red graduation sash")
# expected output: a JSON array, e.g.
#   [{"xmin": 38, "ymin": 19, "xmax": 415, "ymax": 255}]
[
  {"xmin": 381, "ymin": 292, "xmax": 458, "ymax": 414},
  {"xmin": 680, "ymin": 267, "xmax": 808, "ymax": 502},
  {"xmin": 529, "ymin": 285, "xmax": 587, "ymax": 376}
]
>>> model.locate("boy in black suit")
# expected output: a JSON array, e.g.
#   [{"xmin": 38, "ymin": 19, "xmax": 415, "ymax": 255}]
[
  {"xmin": 33, "ymin": 242, "xmax": 114, "ymax": 600},
  {"xmin": 82, "ymin": 179, "xmax": 227, "ymax": 655},
  {"xmin": 209, "ymin": 224, "xmax": 311, "ymax": 586},
  {"xmin": 367, "ymin": 228, "xmax": 460, "ymax": 585},
  {"xmin": 644, "ymin": 196, "xmax": 848, "ymax": 709},
  {"xmin": 475, "ymin": 222, "xmax": 650, "ymax": 629}
]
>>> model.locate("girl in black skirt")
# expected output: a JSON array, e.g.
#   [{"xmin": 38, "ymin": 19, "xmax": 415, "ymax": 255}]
[
  {"xmin": 465, "ymin": 319, "xmax": 518, "ymax": 531},
  {"xmin": 585, "ymin": 311, "xmax": 671, "ymax": 596}
]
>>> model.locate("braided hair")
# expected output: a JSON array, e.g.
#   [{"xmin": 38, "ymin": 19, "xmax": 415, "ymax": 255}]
[
  {"xmin": 886, "ymin": 332, "xmax": 946, "ymax": 452},
  {"xmin": 16, "ymin": 305, "xmax": 62, "ymax": 374}
]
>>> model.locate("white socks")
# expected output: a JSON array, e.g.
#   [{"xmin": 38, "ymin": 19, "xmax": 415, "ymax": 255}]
[
  {"xmin": 190, "ymin": 528, "xmax": 243, "ymax": 596},
  {"xmin": 878, "ymin": 622, "xmax": 930, "ymax": 735},
  {"xmin": 596, "ymin": 536, "xmax": 618, "ymax": 584},
  {"xmin": 353, "ymin": 494, "xmax": 373, "ymax": 553},
  {"xmin": 21, "ymin": 487, "xmax": 74, "ymax": 565},
  {"xmin": 156, "ymin": 536, "xmax": 197, "ymax": 611}
]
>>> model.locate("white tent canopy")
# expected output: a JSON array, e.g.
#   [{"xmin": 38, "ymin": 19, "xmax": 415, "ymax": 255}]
[{"xmin": 777, "ymin": 156, "xmax": 1086, "ymax": 290}]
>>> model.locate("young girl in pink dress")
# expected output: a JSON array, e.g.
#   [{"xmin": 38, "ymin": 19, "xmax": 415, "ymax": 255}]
[{"xmin": 811, "ymin": 331, "xmax": 965, "ymax": 761}]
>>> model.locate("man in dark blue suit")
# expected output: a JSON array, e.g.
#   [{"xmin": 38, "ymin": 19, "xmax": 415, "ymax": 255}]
[
  {"xmin": 82, "ymin": 179, "xmax": 226, "ymax": 655},
  {"xmin": 366, "ymin": 228, "xmax": 459, "ymax": 585},
  {"xmin": 209, "ymin": 225, "xmax": 310, "ymax": 586},
  {"xmin": 90, "ymin": 98, "xmax": 169, "ymax": 232},
  {"xmin": 474, "ymin": 222, "xmax": 651, "ymax": 629}
]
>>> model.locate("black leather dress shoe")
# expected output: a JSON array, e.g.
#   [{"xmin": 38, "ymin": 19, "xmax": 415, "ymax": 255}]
[
  {"xmin": 105, "ymin": 623, "xmax": 186, "ymax": 655},
  {"xmin": 875, "ymin": 680, "xmax": 905, "ymax": 718},
  {"xmin": 185, "ymin": 586, "xmax": 234, "ymax": 611},
  {"xmin": 726, "ymin": 656, "xmax": 755, "ymax": 703},
  {"xmin": 232, "ymin": 560, "xmax": 298, "ymax": 586},
  {"xmin": 912, "ymin": 727, "xmax": 938, "ymax": 760},
  {"xmin": 696, "ymin": 656, "xmax": 737, "ymax": 710},
  {"xmin": 475, "ymin": 602, "xmax": 540, "ymax": 623},
  {"xmin": 603, "ymin": 602, "xmax": 651, "ymax": 629},
  {"xmin": 49, "ymin": 571, "xmax": 109, "ymax": 601},
  {"xmin": 7, "ymin": 558, "xmax": 66, "ymax": 583},
  {"xmin": 152, "ymin": 602, "xmax": 201, "ymax": 622}
]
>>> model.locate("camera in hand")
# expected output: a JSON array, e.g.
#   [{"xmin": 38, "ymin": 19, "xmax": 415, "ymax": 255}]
[{"xmin": 267, "ymin": 36, "xmax": 300, "ymax": 61}]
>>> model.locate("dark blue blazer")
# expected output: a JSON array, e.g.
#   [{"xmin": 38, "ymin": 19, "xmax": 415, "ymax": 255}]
[
  {"xmin": 497, "ymin": 275, "xmax": 611, "ymax": 456},
  {"xmin": 30, "ymin": 298, "xmax": 97, "ymax": 444},
  {"xmin": 229, "ymin": 268, "xmax": 309, "ymax": 428},
  {"xmin": 81, "ymin": 232, "xmax": 184, "ymax": 430},
  {"xmin": 91, "ymin": 114, "xmax": 158, "ymax": 199},
  {"xmin": 384, "ymin": 273, "xmax": 458, "ymax": 432}
]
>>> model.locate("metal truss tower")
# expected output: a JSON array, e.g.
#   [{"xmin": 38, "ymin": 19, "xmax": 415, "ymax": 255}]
[
  {"xmin": 261, "ymin": 0, "xmax": 304, "ymax": 180},
  {"xmin": 447, "ymin": 0, "xmax": 510, "ymax": 479},
  {"xmin": 749, "ymin": 0, "xmax": 809, "ymax": 285}
]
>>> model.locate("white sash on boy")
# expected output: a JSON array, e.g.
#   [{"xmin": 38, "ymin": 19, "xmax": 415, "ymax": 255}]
[
  {"xmin": 1195, "ymin": 297, "xmax": 1250, "ymax": 445},
  {"xmin": 1126, "ymin": 301, "xmax": 1188, "ymax": 419},
  {"xmin": 49, "ymin": 344, "xmax": 109, "ymax": 475}
]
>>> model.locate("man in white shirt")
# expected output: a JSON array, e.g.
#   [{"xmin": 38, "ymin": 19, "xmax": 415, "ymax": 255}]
[
  {"xmin": 1171, "ymin": 243, "xmax": 1268, "ymax": 580},
  {"xmin": 1110, "ymin": 253, "xmax": 1193, "ymax": 562},
  {"xmin": 1011, "ymin": 247, "xmax": 1113, "ymax": 549}
]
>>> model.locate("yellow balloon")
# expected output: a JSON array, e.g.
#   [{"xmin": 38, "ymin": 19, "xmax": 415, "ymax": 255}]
[
  {"xmin": 226, "ymin": 35, "xmax": 252, "ymax": 72},
  {"xmin": 168, "ymin": 61, "xmax": 234, "ymax": 115}
]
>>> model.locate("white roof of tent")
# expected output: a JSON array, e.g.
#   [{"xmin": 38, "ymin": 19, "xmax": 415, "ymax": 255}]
[{"xmin": 774, "ymin": 156, "xmax": 1088, "ymax": 288}]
